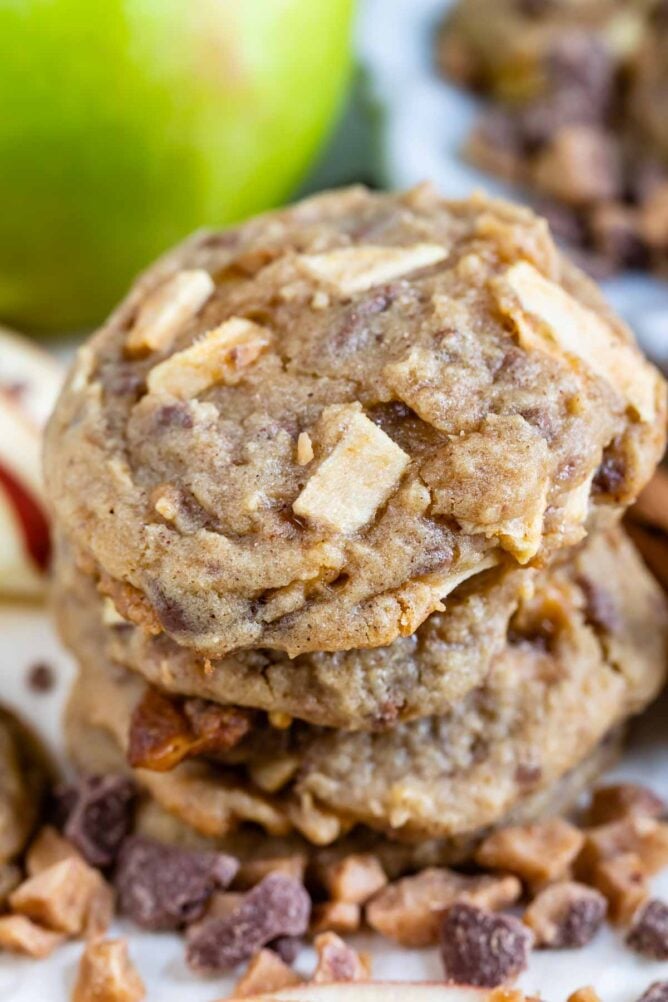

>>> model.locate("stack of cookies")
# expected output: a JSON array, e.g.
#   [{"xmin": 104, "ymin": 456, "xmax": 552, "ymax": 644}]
[{"xmin": 46, "ymin": 185, "xmax": 668, "ymax": 872}]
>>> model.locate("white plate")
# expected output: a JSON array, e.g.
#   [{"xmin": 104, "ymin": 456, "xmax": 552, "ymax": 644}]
[
  {"xmin": 358, "ymin": 0, "xmax": 668, "ymax": 370},
  {"xmin": 0, "ymin": 600, "xmax": 667, "ymax": 1000}
]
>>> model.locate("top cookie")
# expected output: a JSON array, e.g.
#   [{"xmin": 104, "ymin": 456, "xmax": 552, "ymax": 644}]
[{"xmin": 45, "ymin": 185, "xmax": 666, "ymax": 657}]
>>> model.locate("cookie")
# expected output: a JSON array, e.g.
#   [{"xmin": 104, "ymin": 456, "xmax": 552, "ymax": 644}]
[
  {"xmin": 438, "ymin": 0, "xmax": 648, "ymax": 104},
  {"xmin": 53, "ymin": 527, "xmax": 661, "ymax": 731},
  {"xmin": 0, "ymin": 707, "xmax": 49, "ymax": 864},
  {"xmin": 62, "ymin": 530, "xmax": 667, "ymax": 844},
  {"xmin": 53, "ymin": 533, "xmax": 537, "ymax": 730},
  {"xmin": 628, "ymin": 6, "xmax": 668, "ymax": 166},
  {"xmin": 45, "ymin": 186, "xmax": 666, "ymax": 658},
  {"xmin": 67, "ymin": 718, "xmax": 622, "ymax": 877}
]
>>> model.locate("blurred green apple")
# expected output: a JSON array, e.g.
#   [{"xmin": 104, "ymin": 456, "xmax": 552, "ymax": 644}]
[{"xmin": 0, "ymin": 0, "xmax": 354, "ymax": 333}]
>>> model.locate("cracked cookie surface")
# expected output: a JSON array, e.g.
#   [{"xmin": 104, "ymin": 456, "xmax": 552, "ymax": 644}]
[{"xmin": 45, "ymin": 186, "xmax": 666, "ymax": 657}]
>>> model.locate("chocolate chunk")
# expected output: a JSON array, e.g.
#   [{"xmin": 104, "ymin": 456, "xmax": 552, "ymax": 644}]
[
  {"xmin": 440, "ymin": 902, "xmax": 533, "ymax": 987},
  {"xmin": 518, "ymin": 35, "xmax": 614, "ymax": 150},
  {"xmin": 115, "ymin": 836, "xmax": 238, "ymax": 931},
  {"xmin": 26, "ymin": 662, "xmax": 55, "ymax": 694},
  {"xmin": 627, "ymin": 900, "xmax": 668, "ymax": 960},
  {"xmin": 57, "ymin": 775, "xmax": 136, "ymax": 868},
  {"xmin": 154, "ymin": 402, "xmax": 194, "ymax": 430},
  {"xmin": 186, "ymin": 873, "xmax": 311, "ymax": 973},
  {"xmin": 592, "ymin": 447, "xmax": 625, "ymax": 498},
  {"xmin": 269, "ymin": 936, "xmax": 302, "ymax": 965},
  {"xmin": 577, "ymin": 576, "xmax": 619, "ymax": 633},
  {"xmin": 637, "ymin": 983, "xmax": 668, "ymax": 1002}
]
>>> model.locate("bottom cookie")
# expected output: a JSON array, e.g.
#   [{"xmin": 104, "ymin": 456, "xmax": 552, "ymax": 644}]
[
  {"xmin": 65, "ymin": 708, "xmax": 622, "ymax": 876},
  {"xmin": 61, "ymin": 531, "xmax": 666, "ymax": 847},
  {"xmin": 0, "ymin": 707, "xmax": 50, "ymax": 867}
]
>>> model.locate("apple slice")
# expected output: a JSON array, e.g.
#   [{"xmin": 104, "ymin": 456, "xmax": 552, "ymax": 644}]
[
  {"xmin": 0, "ymin": 326, "xmax": 62, "ymax": 428},
  {"xmin": 239, "ymin": 983, "xmax": 494, "ymax": 1002},
  {"xmin": 0, "ymin": 328, "xmax": 63, "ymax": 597}
]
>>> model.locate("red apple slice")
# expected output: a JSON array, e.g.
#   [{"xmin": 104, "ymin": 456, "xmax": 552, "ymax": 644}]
[
  {"xmin": 239, "ymin": 984, "xmax": 495, "ymax": 1002},
  {"xmin": 0, "ymin": 328, "xmax": 62, "ymax": 597}
]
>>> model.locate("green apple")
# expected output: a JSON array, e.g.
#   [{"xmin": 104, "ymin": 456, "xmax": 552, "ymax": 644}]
[{"xmin": 0, "ymin": 0, "xmax": 354, "ymax": 333}]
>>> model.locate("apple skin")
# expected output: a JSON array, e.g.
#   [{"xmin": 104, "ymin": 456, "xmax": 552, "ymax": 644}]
[{"xmin": 0, "ymin": 0, "xmax": 354, "ymax": 333}]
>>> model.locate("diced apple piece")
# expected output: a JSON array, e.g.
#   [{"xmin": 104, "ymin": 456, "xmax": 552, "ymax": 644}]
[
  {"xmin": 493, "ymin": 262, "xmax": 657, "ymax": 422},
  {"xmin": 147, "ymin": 317, "xmax": 271, "ymax": 398},
  {"xmin": 293, "ymin": 409, "xmax": 409, "ymax": 534},
  {"xmin": 297, "ymin": 244, "xmax": 447, "ymax": 296},
  {"xmin": 125, "ymin": 269, "xmax": 215, "ymax": 355}
]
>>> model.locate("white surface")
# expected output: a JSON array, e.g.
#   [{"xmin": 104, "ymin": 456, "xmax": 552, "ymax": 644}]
[
  {"xmin": 0, "ymin": 601, "xmax": 666, "ymax": 1000},
  {"xmin": 358, "ymin": 0, "xmax": 668, "ymax": 370}
]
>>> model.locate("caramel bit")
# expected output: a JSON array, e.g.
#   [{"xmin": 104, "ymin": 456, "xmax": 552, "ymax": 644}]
[
  {"xmin": 475, "ymin": 818, "xmax": 585, "ymax": 887},
  {"xmin": 125, "ymin": 269, "xmax": 215, "ymax": 356},
  {"xmin": 589, "ymin": 852, "xmax": 649, "ymax": 925},
  {"xmin": 127, "ymin": 687, "xmax": 253, "ymax": 772},
  {"xmin": 317, "ymin": 853, "xmax": 388, "ymax": 905},
  {"xmin": 0, "ymin": 864, "xmax": 21, "ymax": 909},
  {"xmin": 26, "ymin": 825, "xmax": 79, "ymax": 876},
  {"xmin": 249, "ymin": 755, "xmax": 300, "ymax": 793},
  {"xmin": 0, "ymin": 914, "xmax": 64, "ymax": 958},
  {"xmin": 296, "ymin": 431, "xmax": 314, "ymax": 466},
  {"xmin": 9, "ymin": 857, "xmax": 112, "ymax": 937},
  {"xmin": 311, "ymin": 900, "xmax": 361, "ymax": 935},
  {"xmin": 523, "ymin": 880, "xmax": 607, "ymax": 948},
  {"xmin": 235, "ymin": 855, "xmax": 307, "ymax": 891},
  {"xmin": 567, "ymin": 988, "xmax": 602, "ymax": 1002},
  {"xmin": 231, "ymin": 947, "xmax": 303, "ymax": 998},
  {"xmin": 366, "ymin": 867, "xmax": 521, "ymax": 948},
  {"xmin": 586, "ymin": 783, "xmax": 665, "ymax": 826},
  {"xmin": 97, "ymin": 575, "xmax": 162, "ymax": 636},
  {"xmin": 297, "ymin": 243, "xmax": 447, "ymax": 296},
  {"xmin": 293, "ymin": 407, "xmax": 409, "ymax": 534},
  {"xmin": 576, "ymin": 816, "xmax": 668, "ymax": 877},
  {"xmin": 146, "ymin": 317, "xmax": 271, "ymax": 399},
  {"xmin": 72, "ymin": 938, "xmax": 146, "ymax": 1002},
  {"xmin": 492, "ymin": 260, "xmax": 657, "ymax": 422},
  {"xmin": 312, "ymin": 931, "xmax": 371, "ymax": 984}
]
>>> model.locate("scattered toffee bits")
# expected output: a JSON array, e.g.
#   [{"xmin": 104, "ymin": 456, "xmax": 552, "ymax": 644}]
[
  {"xmin": 627, "ymin": 900, "xmax": 668, "ymax": 960},
  {"xmin": 440, "ymin": 902, "xmax": 533, "ymax": 987},
  {"xmin": 57, "ymin": 774, "xmax": 136, "ymax": 869},
  {"xmin": 115, "ymin": 836, "xmax": 238, "ymax": 931},
  {"xmin": 26, "ymin": 662, "xmax": 55, "ymax": 694},
  {"xmin": 186, "ymin": 873, "xmax": 311, "ymax": 974}
]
